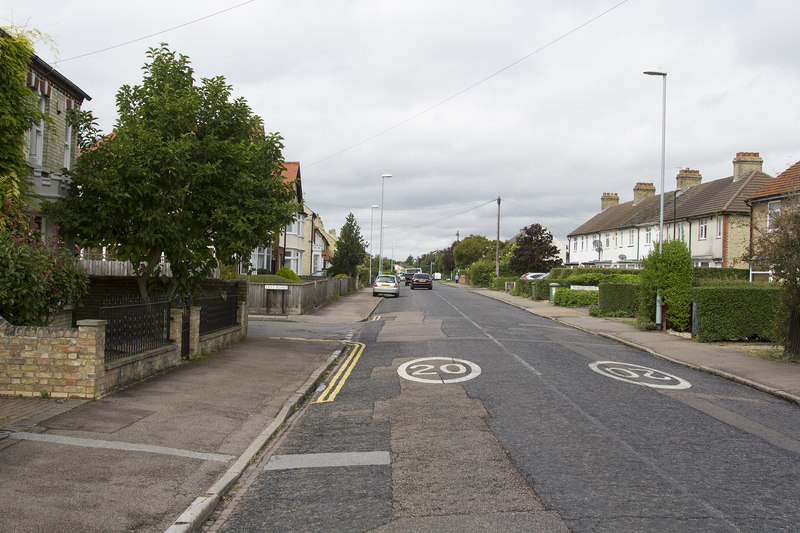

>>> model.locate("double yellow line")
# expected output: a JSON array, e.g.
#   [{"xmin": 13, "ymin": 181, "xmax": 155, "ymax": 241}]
[{"xmin": 315, "ymin": 342, "xmax": 365, "ymax": 403}]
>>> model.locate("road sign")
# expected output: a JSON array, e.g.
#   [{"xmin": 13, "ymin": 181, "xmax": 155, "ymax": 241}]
[
  {"xmin": 397, "ymin": 357, "xmax": 481, "ymax": 384},
  {"xmin": 589, "ymin": 361, "xmax": 691, "ymax": 389}
]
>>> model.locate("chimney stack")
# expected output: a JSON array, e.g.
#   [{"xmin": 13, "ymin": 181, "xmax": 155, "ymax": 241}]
[
  {"xmin": 676, "ymin": 169, "xmax": 702, "ymax": 190},
  {"xmin": 733, "ymin": 152, "xmax": 763, "ymax": 181},
  {"xmin": 633, "ymin": 182, "xmax": 656, "ymax": 203},
  {"xmin": 601, "ymin": 192, "xmax": 619, "ymax": 211}
]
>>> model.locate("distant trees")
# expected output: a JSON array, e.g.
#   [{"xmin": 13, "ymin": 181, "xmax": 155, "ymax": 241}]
[
  {"xmin": 47, "ymin": 45, "xmax": 298, "ymax": 299},
  {"xmin": 509, "ymin": 224, "xmax": 562, "ymax": 274},
  {"xmin": 453, "ymin": 235, "xmax": 494, "ymax": 268},
  {"xmin": 329, "ymin": 213, "xmax": 366, "ymax": 277}
]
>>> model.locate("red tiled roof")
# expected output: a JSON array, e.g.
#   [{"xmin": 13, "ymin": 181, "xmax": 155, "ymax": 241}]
[
  {"xmin": 281, "ymin": 161, "xmax": 303, "ymax": 202},
  {"xmin": 748, "ymin": 159, "xmax": 800, "ymax": 201}
]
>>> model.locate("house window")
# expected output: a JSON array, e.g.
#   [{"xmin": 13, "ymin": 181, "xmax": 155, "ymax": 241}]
[
  {"xmin": 251, "ymin": 246, "xmax": 272, "ymax": 272},
  {"xmin": 27, "ymin": 96, "xmax": 46, "ymax": 166},
  {"xmin": 284, "ymin": 249, "xmax": 302, "ymax": 273},
  {"xmin": 716, "ymin": 216, "xmax": 723, "ymax": 238},
  {"xmin": 572, "ymin": 239, "xmax": 577, "ymax": 251},
  {"xmin": 698, "ymin": 218, "xmax": 708, "ymax": 240},
  {"xmin": 628, "ymin": 229, "xmax": 634, "ymax": 246},
  {"xmin": 63, "ymin": 123, "xmax": 73, "ymax": 170},
  {"xmin": 605, "ymin": 233, "xmax": 610, "ymax": 248},
  {"xmin": 767, "ymin": 200, "xmax": 781, "ymax": 232},
  {"xmin": 645, "ymin": 228, "xmax": 651, "ymax": 245},
  {"xmin": 677, "ymin": 223, "xmax": 685, "ymax": 242}
]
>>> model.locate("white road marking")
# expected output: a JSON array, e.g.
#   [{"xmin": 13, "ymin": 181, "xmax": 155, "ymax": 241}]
[
  {"xmin": 11, "ymin": 432, "xmax": 235, "ymax": 462},
  {"xmin": 263, "ymin": 451, "xmax": 390, "ymax": 471}
]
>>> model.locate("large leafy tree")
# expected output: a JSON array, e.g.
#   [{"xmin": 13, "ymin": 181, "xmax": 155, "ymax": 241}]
[
  {"xmin": 638, "ymin": 239, "xmax": 693, "ymax": 331},
  {"xmin": 0, "ymin": 27, "xmax": 49, "ymax": 227},
  {"xmin": 453, "ymin": 234, "xmax": 494, "ymax": 268},
  {"xmin": 329, "ymin": 213, "xmax": 366, "ymax": 277},
  {"xmin": 48, "ymin": 45, "xmax": 298, "ymax": 298},
  {"xmin": 509, "ymin": 223, "xmax": 562, "ymax": 274}
]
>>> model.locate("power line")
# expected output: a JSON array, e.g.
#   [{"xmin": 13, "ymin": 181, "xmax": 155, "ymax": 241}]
[
  {"xmin": 307, "ymin": 0, "xmax": 631, "ymax": 167},
  {"xmin": 54, "ymin": 0, "xmax": 256, "ymax": 64}
]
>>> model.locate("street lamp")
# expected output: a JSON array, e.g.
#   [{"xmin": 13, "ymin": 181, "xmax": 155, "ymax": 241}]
[
  {"xmin": 378, "ymin": 174, "xmax": 392, "ymax": 274},
  {"xmin": 644, "ymin": 70, "xmax": 667, "ymax": 330},
  {"xmin": 369, "ymin": 204, "xmax": 379, "ymax": 283}
]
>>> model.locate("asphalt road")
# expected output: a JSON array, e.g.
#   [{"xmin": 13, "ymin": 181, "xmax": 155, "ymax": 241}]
[{"xmin": 209, "ymin": 282, "xmax": 800, "ymax": 532}]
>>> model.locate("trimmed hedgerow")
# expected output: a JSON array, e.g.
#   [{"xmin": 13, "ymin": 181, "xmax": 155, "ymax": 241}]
[
  {"xmin": 533, "ymin": 278, "xmax": 553, "ymax": 300},
  {"xmin": 693, "ymin": 267, "xmax": 749, "ymax": 282},
  {"xmin": 598, "ymin": 282, "xmax": 640, "ymax": 317},
  {"xmin": 692, "ymin": 284, "xmax": 783, "ymax": 342},
  {"xmin": 492, "ymin": 276, "xmax": 518, "ymax": 292},
  {"xmin": 553, "ymin": 287, "xmax": 599, "ymax": 307}
]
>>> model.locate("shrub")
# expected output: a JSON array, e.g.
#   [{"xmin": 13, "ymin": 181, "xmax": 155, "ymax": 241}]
[
  {"xmin": 693, "ymin": 267, "xmax": 749, "ymax": 282},
  {"xmin": 275, "ymin": 267, "xmax": 302, "ymax": 282},
  {"xmin": 468, "ymin": 260, "xmax": 495, "ymax": 287},
  {"xmin": 598, "ymin": 282, "xmax": 640, "ymax": 317},
  {"xmin": 638, "ymin": 240, "xmax": 693, "ymax": 331},
  {"xmin": 491, "ymin": 276, "xmax": 517, "ymax": 292},
  {"xmin": 553, "ymin": 287, "xmax": 598, "ymax": 307},
  {"xmin": 513, "ymin": 279, "xmax": 534, "ymax": 298},
  {"xmin": 533, "ymin": 278, "xmax": 554, "ymax": 300},
  {"xmin": 692, "ymin": 285, "xmax": 783, "ymax": 342}
]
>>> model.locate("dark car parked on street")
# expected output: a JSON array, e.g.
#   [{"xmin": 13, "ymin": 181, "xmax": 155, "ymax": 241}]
[{"xmin": 410, "ymin": 273, "xmax": 433, "ymax": 290}]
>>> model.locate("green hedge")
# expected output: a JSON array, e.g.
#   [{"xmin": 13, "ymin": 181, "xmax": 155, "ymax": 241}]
[
  {"xmin": 693, "ymin": 267, "xmax": 749, "ymax": 281},
  {"xmin": 692, "ymin": 284, "xmax": 783, "ymax": 342},
  {"xmin": 553, "ymin": 287, "xmax": 599, "ymax": 307},
  {"xmin": 598, "ymin": 282, "xmax": 640, "ymax": 316},
  {"xmin": 549, "ymin": 267, "xmax": 640, "ymax": 280},
  {"xmin": 534, "ymin": 278, "xmax": 560, "ymax": 300},
  {"xmin": 512, "ymin": 279, "xmax": 535, "ymax": 297},
  {"xmin": 492, "ymin": 276, "xmax": 518, "ymax": 291}
]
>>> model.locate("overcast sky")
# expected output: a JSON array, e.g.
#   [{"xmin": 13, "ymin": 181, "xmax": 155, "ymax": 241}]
[{"xmin": 5, "ymin": 0, "xmax": 799, "ymax": 262}]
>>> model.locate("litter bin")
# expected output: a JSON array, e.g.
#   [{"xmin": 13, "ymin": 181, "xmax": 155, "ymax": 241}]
[{"xmin": 549, "ymin": 283, "xmax": 560, "ymax": 301}]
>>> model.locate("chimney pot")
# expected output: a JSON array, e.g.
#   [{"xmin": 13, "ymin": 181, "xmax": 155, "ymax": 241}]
[
  {"xmin": 676, "ymin": 169, "xmax": 702, "ymax": 189},
  {"xmin": 733, "ymin": 151, "xmax": 763, "ymax": 181},
  {"xmin": 633, "ymin": 182, "xmax": 656, "ymax": 203},
  {"xmin": 601, "ymin": 192, "xmax": 619, "ymax": 211}
]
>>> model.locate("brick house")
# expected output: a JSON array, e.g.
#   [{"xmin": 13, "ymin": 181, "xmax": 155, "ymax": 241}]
[
  {"xmin": 746, "ymin": 158, "xmax": 800, "ymax": 282},
  {"xmin": 567, "ymin": 152, "xmax": 773, "ymax": 269},
  {"xmin": 23, "ymin": 53, "xmax": 91, "ymax": 238}
]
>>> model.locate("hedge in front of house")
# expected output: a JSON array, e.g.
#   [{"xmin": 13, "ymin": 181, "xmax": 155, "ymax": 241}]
[
  {"xmin": 692, "ymin": 284, "xmax": 783, "ymax": 342},
  {"xmin": 533, "ymin": 278, "xmax": 556, "ymax": 300},
  {"xmin": 598, "ymin": 282, "xmax": 640, "ymax": 316},
  {"xmin": 492, "ymin": 276, "xmax": 518, "ymax": 292},
  {"xmin": 693, "ymin": 267, "xmax": 749, "ymax": 282},
  {"xmin": 513, "ymin": 279, "xmax": 535, "ymax": 297},
  {"xmin": 553, "ymin": 287, "xmax": 599, "ymax": 307},
  {"xmin": 550, "ymin": 267, "xmax": 640, "ymax": 280}
]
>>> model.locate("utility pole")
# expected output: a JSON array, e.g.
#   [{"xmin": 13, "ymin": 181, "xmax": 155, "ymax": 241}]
[{"xmin": 496, "ymin": 196, "xmax": 501, "ymax": 277}]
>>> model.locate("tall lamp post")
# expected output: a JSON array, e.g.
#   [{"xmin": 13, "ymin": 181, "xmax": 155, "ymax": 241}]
[
  {"xmin": 378, "ymin": 174, "xmax": 392, "ymax": 274},
  {"xmin": 369, "ymin": 204, "xmax": 379, "ymax": 283},
  {"xmin": 644, "ymin": 70, "xmax": 667, "ymax": 330}
]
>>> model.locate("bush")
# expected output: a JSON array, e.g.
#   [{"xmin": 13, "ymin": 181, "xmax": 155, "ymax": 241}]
[
  {"xmin": 533, "ymin": 278, "xmax": 554, "ymax": 300},
  {"xmin": 491, "ymin": 276, "xmax": 517, "ymax": 291},
  {"xmin": 275, "ymin": 267, "xmax": 302, "ymax": 282},
  {"xmin": 598, "ymin": 282, "xmax": 640, "ymax": 316},
  {"xmin": 693, "ymin": 267, "xmax": 749, "ymax": 282},
  {"xmin": 565, "ymin": 272, "xmax": 640, "ymax": 286},
  {"xmin": 638, "ymin": 240, "xmax": 693, "ymax": 331},
  {"xmin": 468, "ymin": 260, "xmax": 495, "ymax": 287},
  {"xmin": 0, "ymin": 228, "xmax": 88, "ymax": 326},
  {"xmin": 553, "ymin": 287, "xmax": 598, "ymax": 307},
  {"xmin": 512, "ymin": 279, "xmax": 534, "ymax": 298},
  {"xmin": 692, "ymin": 285, "xmax": 783, "ymax": 342}
]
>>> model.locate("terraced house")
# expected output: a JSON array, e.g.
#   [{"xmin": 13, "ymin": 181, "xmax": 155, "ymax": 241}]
[{"xmin": 568, "ymin": 152, "xmax": 773, "ymax": 269}]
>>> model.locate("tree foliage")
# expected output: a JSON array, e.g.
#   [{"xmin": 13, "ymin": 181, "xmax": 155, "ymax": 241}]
[
  {"xmin": 453, "ymin": 234, "xmax": 494, "ymax": 268},
  {"xmin": 329, "ymin": 213, "xmax": 366, "ymax": 277},
  {"xmin": 0, "ymin": 27, "xmax": 49, "ymax": 228},
  {"xmin": 47, "ymin": 45, "xmax": 298, "ymax": 298},
  {"xmin": 0, "ymin": 202, "xmax": 88, "ymax": 325},
  {"xmin": 509, "ymin": 223, "xmax": 562, "ymax": 274},
  {"xmin": 638, "ymin": 239, "xmax": 693, "ymax": 331},
  {"xmin": 751, "ymin": 197, "xmax": 800, "ymax": 313}
]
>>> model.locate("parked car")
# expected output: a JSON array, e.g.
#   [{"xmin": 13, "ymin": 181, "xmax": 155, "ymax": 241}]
[
  {"xmin": 310, "ymin": 269, "xmax": 329, "ymax": 277},
  {"xmin": 410, "ymin": 273, "xmax": 433, "ymax": 290},
  {"xmin": 397, "ymin": 272, "xmax": 406, "ymax": 282},
  {"xmin": 521, "ymin": 272, "xmax": 549, "ymax": 280},
  {"xmin": 373, "ymin": 274, "xmax": 400, "ymax": 297}
]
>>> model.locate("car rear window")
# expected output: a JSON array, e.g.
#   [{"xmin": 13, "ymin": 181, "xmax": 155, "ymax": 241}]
[{"xmin": 376, "ymin": 275, "xmax": 395, "ymax": 282}]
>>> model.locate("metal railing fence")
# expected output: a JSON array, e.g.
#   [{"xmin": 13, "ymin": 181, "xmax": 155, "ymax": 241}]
[
  {"xmin": 99, "ymin": 297, "xmax": 171, "ymax": 362},
  {"xmin": 195, "ymin": 292, "xmax": 239, "ymax": 335}
]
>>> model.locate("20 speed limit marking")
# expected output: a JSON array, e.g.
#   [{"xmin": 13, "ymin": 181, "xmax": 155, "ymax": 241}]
[
  {"xmin": 397, "ymin": 357, "xmax": 481, "ymax": 384},
  {"xmin": 589, "ymin": 361, "xmax": 691, "ymax": 389}
]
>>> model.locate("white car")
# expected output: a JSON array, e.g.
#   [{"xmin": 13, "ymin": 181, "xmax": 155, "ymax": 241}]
[
  {"xmin": 373, "ymin": 274, "xmax": 400, "ymax": 297},
  {"xmin": 521, "ymin": 272, "xmax": 549, "ymax": 280}
]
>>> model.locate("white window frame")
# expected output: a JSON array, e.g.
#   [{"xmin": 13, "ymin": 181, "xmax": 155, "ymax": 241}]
[
  {"xmin": 605, "ymin": 233, "xmax": 610, "ymax": 248},
  {"xmin": 27, "ymin": 96, "xmax": 46, "ymax": 166},
  {"xmin": 716, "ymin": 216, "xmax": 723, "ymax": 238},
  {"xmin": 628, "ymin": 229, "xmax": 634, "ymax": 247},
  {"xmin": 645, "ymin": 227, "xmax": 651, "ymax": 245},
  {"xmin": 698, "ymin": 218, "xmax": 708, "ymax": 240}
]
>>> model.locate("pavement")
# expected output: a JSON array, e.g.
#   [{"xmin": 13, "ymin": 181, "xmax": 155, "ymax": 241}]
[{"xmin": 1, "ymin": 283, "xmax": 798, "ymax": 532}]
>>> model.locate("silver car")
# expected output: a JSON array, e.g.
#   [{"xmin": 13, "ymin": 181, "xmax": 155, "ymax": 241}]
[{"xmin": 372, "ymin": 274, "xmax": 400, "ymax": 297}]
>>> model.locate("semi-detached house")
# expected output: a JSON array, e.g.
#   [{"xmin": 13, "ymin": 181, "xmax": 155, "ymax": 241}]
[{"xmin": 567, "ymin": 152, "xmax": 773, "ymax": 269}]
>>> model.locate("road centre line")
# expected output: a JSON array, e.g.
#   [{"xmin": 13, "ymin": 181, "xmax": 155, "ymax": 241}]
[
  {"xmin": 263, "ymin": 451, "xmax": 390, "ymax": 471},
  {"xmin": 315, "ymin": 342, "xmax": 366, "ymax": 403},
  {"xmin": 11, "ymin": 432, "xmax": 235, "ymax": 462}
]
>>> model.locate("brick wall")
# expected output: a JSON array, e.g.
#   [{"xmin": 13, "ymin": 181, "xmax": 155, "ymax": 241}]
[{"xmin": 0, "ymin": 317, "xmax": 105, "ymax": 399}]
